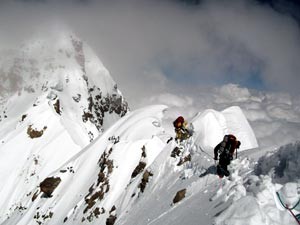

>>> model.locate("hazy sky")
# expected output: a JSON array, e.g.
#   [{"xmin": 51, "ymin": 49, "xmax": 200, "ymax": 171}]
[{"xmin": 0, "ymin": 0, "xmax": 300, "ymax": 107}]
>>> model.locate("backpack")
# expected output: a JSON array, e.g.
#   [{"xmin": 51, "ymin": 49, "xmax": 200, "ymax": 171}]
[
  {"xmin": 173, "ymin": 116, "xmax": 185, "ymax": 129},
  {"xmin": 218, "ymin": 134, "xmax": 237, "ymax": 157}
]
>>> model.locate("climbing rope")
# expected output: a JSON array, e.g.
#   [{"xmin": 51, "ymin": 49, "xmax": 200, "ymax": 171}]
[
  {"xmin": 276, "ymin": 192, "xmax": 300, "ymax": 225},
  {"xmin": 276, "ymin": 192, "xmax": 300, "ymax": 210}
]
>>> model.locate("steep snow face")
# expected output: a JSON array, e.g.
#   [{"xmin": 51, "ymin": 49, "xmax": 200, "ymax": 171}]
[
  {"xmin": 1, "ymin": 105, "xmax": 167, "ymax": 225},
  {"xmin": 0, "ymin": 98, "xmax": 83, "ymax": 221},
  {"xmin": 191, "ymin": 106, "xmax": 258, "ymax": 152},
  {"xmin": 0, "ymin": 33, "xmax": 128, "ymax": 223}
]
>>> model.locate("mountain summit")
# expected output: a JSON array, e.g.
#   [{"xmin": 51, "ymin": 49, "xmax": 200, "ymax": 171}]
[
  {"xmin": 0, "ymin": 32, "xmax": 129, "ymax": 141},
  {"xmin": 0, "ymin": 33, "xmax": 128, "ymax": 222}
]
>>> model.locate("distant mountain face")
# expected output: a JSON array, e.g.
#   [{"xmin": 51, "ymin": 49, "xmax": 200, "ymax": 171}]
[{"xmin": 0, "ymin": 33, "xmax": 128, "ymax": 223}]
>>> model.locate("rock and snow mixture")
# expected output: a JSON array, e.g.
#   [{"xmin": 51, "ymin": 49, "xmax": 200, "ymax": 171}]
[{"xmin": 0, "ymin": 33, "xmax": 299, "ymax": 225}]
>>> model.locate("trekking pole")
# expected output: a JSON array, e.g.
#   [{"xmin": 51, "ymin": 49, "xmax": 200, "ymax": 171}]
[
  {"xmin": 205, "ymin": 173, "xmax": 209, "ymax": 187},
  {"xmin": 219, "ymin": 177, "xmax": 223, "ymax": 189}
]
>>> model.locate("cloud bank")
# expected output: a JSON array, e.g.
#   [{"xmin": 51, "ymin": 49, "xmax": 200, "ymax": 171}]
[
  {"xmin": 0, "ymin": 0, "xmax": 300, "ymax": 107},
  {"xmin": 154, "ymin": 83, "xmax": 300, "ymax": 148}
]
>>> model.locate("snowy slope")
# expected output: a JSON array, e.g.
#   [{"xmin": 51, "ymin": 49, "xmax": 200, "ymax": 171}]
[
  {"xmin": 0, "ymin": 102, "xmax": 259, "ymax": 225},
  {"xmin": 1, "ymin": 105, "xmax": 167, "ymax": 225},
  {"xmin": 119, "ymin": 142, "xmax": 300, "ymax": 225}
]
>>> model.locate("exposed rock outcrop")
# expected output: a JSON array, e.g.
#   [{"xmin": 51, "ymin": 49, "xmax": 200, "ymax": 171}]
[
  {"xmin": 40, "ymin": 177, "xmax": 61, "ymax": 197},
  {"xmin": 27, "ymin": 125, "xmax": 47, "ymax": 139},
  {"xmin": 173, "ymin": 189, "xmax": 186, "ymax": 204}
]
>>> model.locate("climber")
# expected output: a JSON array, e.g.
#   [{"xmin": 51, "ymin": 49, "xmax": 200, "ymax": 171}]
[
  {"xmin": 173, "ymin": 116, "xmax": 193, "ymax": 142},
  {"xmin": 214, "ymin": 134, "xmax": 241, "ymax": 178}
]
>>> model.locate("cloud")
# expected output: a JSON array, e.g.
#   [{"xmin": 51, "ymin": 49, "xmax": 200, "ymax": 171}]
[
  {"xmin": 0, "ymin": 0, "xmax": 300, "ymax": 106},
  {"xmin": 149, "ymin": 83, "xmax": 300, "ymax": 148}
]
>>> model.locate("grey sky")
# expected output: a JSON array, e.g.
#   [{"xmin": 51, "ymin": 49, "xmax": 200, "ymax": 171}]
[{"xmin": 0, "ymin": 0, "xmax": 300, "ymax": 107}]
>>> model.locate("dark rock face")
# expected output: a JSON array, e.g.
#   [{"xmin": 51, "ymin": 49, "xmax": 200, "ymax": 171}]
[
  {"xmin": 53, "ymin": 99, "xmax": 61, "ymax": 115},
  {"xmin": 70, "ymin": 35, "xmax": 129, "ymax": 134},
  {"xmin": 171, "ymin": 147, "xmax": 181, "ymax": 158},
  {"xmin": 109, "ymin": 205, "xmax": 116, "ymax": 214},
  {"xmin": 83, "ymin": 148, "xmax": 114, "ymax": 218},
  {"xmin": 106, "ymin": 215, "xmax": 117, "ymax": 225},
  {"xmin": 82, "ymin": 111, "xmax": 93, "ymax": 123},
  {"xmin": 170, "ymin": 145, "xmax": 191, "ymax": 166},
  {"xmin": 21, "ymin": 114, "xmax": 27, "ymax": 122},
  {"xmin": 173, "ymin": 189, "xmax": 186, "ymax": 204},
  {"xmin": 82, "ymin": 85, "xmax": 129, "ymax": 132},
  {"xmin": 32, "ymin": 190, "xmax": 39, "ymax": 202},
  {"xmin": 131, "ymin": 146, "xmax": 148, "ymax": 180},
  {"xmin": 139, "ymin": 170, "xmax": 153, "ymax": 193},
  {"xmin": 141, "ymin": 145, "xmax": 147, "ymax": 158},
  {"xmin": 131, "ymin": 162, "xmax": 147, "ymax": 179},
  {"xmin": 27, "ymin": 125, "xmax": 47, "ymax": 139},
  {"xmin": 40, "ymin": 177, "xmax": 61, "ymax": 197}
]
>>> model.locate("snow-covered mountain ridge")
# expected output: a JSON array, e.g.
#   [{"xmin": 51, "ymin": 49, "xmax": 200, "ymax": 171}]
[
  {"xmin": 2, "ymin": 78, "xmax": 257, "ymax": 224},
  {"xmin": 0, "ymin": 97, "xmax": 258, "ymax": 225},
  {"xmin": 1, "ymin": 34, "xmax": 298, "ymax": 225}
]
